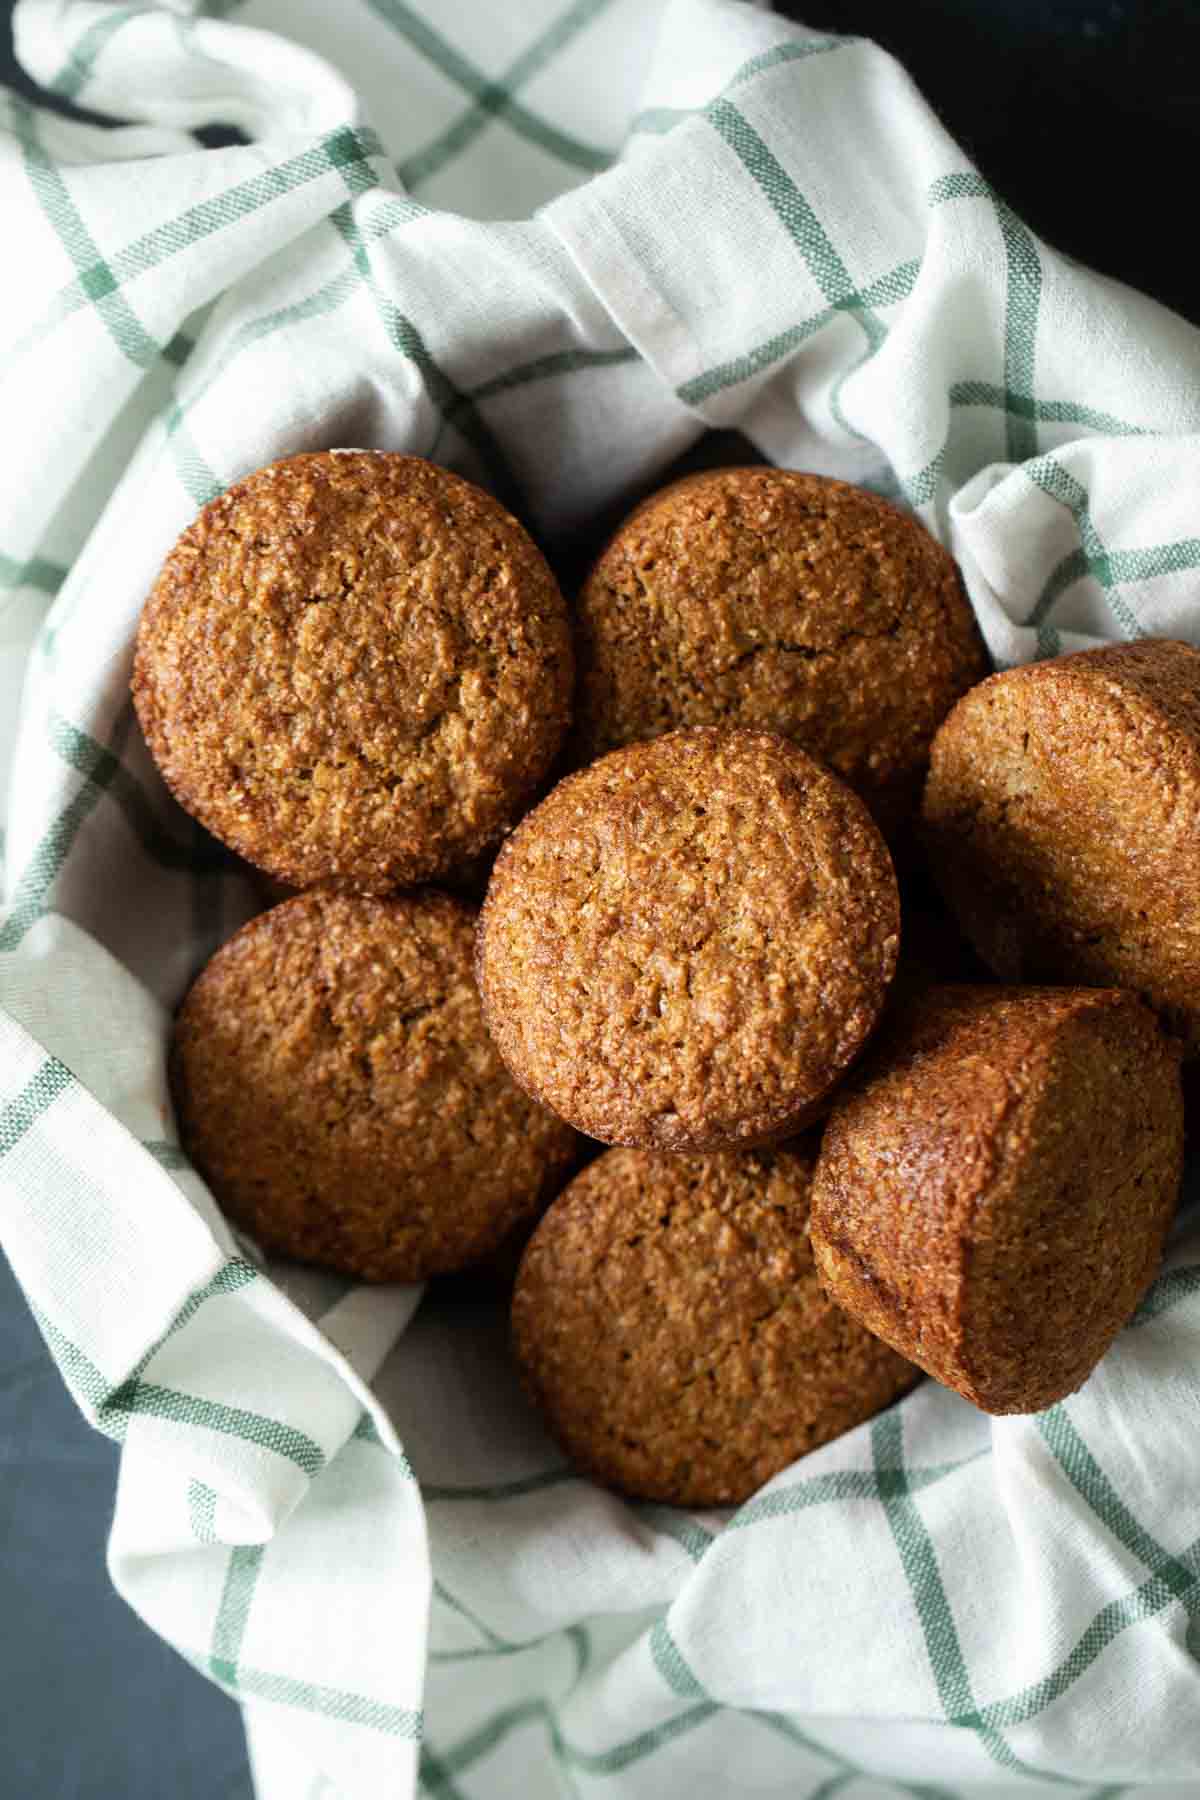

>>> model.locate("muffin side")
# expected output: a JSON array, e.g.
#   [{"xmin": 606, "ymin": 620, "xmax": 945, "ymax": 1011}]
[
  {"xmin": 810, "ymin": 985, "xmax": 1183, "ymax": 1412},
  {"xmin": 922, "ymin": 639, "xmax": 1200, "ymax": 1052}
]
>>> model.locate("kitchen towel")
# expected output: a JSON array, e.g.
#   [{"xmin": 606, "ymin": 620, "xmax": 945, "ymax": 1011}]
[{"xmin": 3, "ymin": 1, "xmax": 1200, "ymax": 1795}]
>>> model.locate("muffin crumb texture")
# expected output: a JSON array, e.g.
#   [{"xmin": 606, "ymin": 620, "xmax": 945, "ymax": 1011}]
[
  {"xmin": 172, "ymin": 888, "xmax": 577, "ymax": 1282},
  {"xmin": 477, "ymin": 727, "xmax": 900, "ymax": 1151},
  {"xmin": 571, "ymin": 466, "xmax": 987, "ymax": 837},
  {"xmin": 134, "ymin": 451, "xmax": 573, "ymax": 892},
  {"xmin": 512, "ymin": 1144, "xmax": 920, "ymax": 1506}
]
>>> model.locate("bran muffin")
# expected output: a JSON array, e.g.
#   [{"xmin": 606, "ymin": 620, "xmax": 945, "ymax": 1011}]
[
  {"xmin": 569, "ymin": 467, "xmax": 987, "ymax": 839},
  {"xmin": 810, "ymin": 985, "xmax": 1183, "ymax": 1414},
  {"xmin": 172, "ymin": 888, "xmax": 577, "ymax": 1282},
  {"xmin": 476, "ymin": 726, "xmax": 900, "ymax": 1151},
  {"xmin": 922, "ymin": 639, "xmax": 1200, "ymax": 1053},
  {"xmin": 134, "ymin": 451, "xmax": 573, "ymax": 893},
  {"xmin": 512, "ymin": 1145, "xmax": 920, "ymax": 1507}
]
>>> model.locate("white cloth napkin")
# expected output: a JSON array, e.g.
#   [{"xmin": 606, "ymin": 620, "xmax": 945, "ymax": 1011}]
[{"xmin": 3, "ymin": 2, "xmax": 1200, "ymax": 1796}]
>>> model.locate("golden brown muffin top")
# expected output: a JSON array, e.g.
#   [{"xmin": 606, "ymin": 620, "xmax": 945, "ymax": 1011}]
[
  {"xmin": 172, "ymin": 888, "xmax": 577, "ymax": 1282},
  {"xmin": 570, "ymin": 467, "xmax": 987, "ymax": 838},
  {"xmin": 922, "ymin": 638, "xmax": 1200, "ymax": 1052},
  {"xmin": 134, "ymin": 451, "xmax": 573, "ymax": 893},
  {"xmin": 477, "ymin": 727, "xmax": 900, "ymax": 1151},
  {"xmin": 811, "ymin": 984, "xmax": 1184, "ymax": 1413},
  {"xmin": 512, "ymin": 1144, "xmax": 919, "ymax": 1507}
]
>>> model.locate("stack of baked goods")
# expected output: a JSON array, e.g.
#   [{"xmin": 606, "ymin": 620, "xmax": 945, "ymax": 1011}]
[{"xmin": 135, "ymin": 449, "xmax": 1193, "ymax": 1509}]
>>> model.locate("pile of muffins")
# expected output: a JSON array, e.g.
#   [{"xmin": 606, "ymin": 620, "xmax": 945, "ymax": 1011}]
[{"xmin": 135, "ymin": 449, "xmax": 1195, "ymax": 1509}]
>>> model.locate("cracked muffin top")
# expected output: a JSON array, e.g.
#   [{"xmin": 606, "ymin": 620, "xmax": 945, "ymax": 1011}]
[
  {"xmin": 568, "ymin": 466, "xmax": 986, "ymax": 840},
  {"xmin": 511, "ymin": 1144, "xmax": 920, "ymax": 1506},
  {"xmin": 171, "ymin": 887, "xmax": 578, "ymax": 1282},
  {"xmin": 134, "ymin": 451, "xmax": 573, "ymax": 893},
  {"xmin": 476, "ymin": 726, "xmax": 900, "ymax": 1151}
]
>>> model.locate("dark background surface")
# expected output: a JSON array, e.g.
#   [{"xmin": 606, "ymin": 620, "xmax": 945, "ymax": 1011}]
[{"xmin": 1, "ymin": 3, "xmax": 1196, "ymax": 1797}]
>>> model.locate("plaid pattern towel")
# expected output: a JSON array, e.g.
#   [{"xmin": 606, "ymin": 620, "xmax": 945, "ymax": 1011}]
[{"xmin": 3, "ymin": 1, "xmax": 1200, "ymax": 1796}]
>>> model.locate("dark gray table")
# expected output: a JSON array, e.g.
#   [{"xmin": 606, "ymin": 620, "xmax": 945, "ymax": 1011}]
[
  {"xmin": 0, "ymin": 1254, "xmax": 255, "ymax": 1798},
  {"xmin": 2, "ymin": 3, "xmax": 1195, "ymax": 1795}
]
